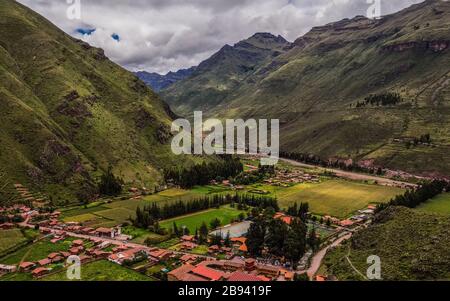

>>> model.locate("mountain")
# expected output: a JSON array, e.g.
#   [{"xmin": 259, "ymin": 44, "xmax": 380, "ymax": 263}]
[
  {"xmin": 162, "ymin": 0, "xmax": 450, "ymax": 177},
  {"xmin": 162, "ymin": 32, "xmax": 293, "ymax": 116},
  {"xmin": 322, "ymin": 206, "xmax": 450, "ymax": 280},
  {"xmin": 135, "ymin": 67, "xmax": 196, "ymax": 92},
  {"xmin": 0, "ymin": 0, "xmax": 185, "ymax": 203}
]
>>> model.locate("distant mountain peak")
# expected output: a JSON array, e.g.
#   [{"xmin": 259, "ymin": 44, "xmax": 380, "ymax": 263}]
[{"xmin": 135, "ymin": 67, "xmax": 196, "ymax": 92}]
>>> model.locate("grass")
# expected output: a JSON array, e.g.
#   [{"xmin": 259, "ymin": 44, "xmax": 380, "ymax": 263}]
[
  {"xmin": 0, "ymin": 229, "xmax": 27, "ymax": 254},
  {"xmin": 159, "ymin": 206, "xmax": 245, "ymax": 233},
  {"xmin": 122, "ymin": 226, "xmax": 168, "ymax": 244},
  {"xmin": 271, "ymin": 179, "xmax": 404, "ymax": 218},
  {"xmin": 322, "ymin": 207, "xmax": 450, "ymax": 280},
  {"xmin": 63, "ymin": 186, "xmax": 234, "ymax": 227},
  {"xmin": 93, "ymin": 208, "xmax": 135, "ymax": 224},
  {"xmin": 0, "ymin": 238, "xmax": 75, "ymax": 265},
  {"xmin": 41, "ymin": 260, "xmax": 154, "ymax": 281},
  {"xmin": 416, "ymin": 193, "xmax": 450, "ymax": 215}
]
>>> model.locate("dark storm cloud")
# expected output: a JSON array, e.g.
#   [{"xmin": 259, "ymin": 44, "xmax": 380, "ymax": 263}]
[{"xmin": 18, "ymin": 0, "xmax": 423, "ymax": 73}]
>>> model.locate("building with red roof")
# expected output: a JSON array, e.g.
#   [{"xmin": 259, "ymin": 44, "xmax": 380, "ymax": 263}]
[
  {"xmin": 19, "ymin": 262, "xmax": 36, "ymax": 271},
  {"xmin": 190, "ymin": 265, "xmax": 225, "ymax": 281},
  {"xmin": 38, "ymin": 258, "xmax": 52, "ymax": 266},
  {"xmin": 32, "ymin": 267, "xmax": 50, "ymax": 278}
]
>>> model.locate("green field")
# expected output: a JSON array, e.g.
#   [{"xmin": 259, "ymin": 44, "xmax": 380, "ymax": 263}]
[
  {"xmin": 41, "ymin": 260, "xmax": 154, "ymax": 281},
  {"xmin": 322, "ymin": 207, "xmax": 450, "ymax": 280},
  {"xmin": 0, "ymin": 238, "xmax": 77, "ymax": 265},
  {"xmin": 272, "ymin": 180, "xmax": 404, "ymax": 218},
  {"xmin": 0, "ymin": 229, "xmax": 27, "ymax": 254},
  {"xmin": 159, "ymin": 206, "xmax": 245, "ymax": 233},
  {"xmin": 417, "ymin": 193, "xmax": 450, "ymax": 215},
  {"xmin": 62, "ymin": 186, "xmax": 234, "ymax": 226}
]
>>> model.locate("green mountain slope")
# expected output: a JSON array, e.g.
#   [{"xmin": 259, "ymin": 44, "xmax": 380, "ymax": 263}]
[
  {"xmin": 163, "ymin": 0, "xmax": 450, "ymax": 176},
  {"xmin": 322, "ymin": 206, "xmax": 450, "ymax": 280},
  {"xmin": 162, "ymin": 32, "xmax": 293, "ymax": 117},
  {"xmin": 0, "ymin": 0, "xmax": 181, "ymax": 202}
]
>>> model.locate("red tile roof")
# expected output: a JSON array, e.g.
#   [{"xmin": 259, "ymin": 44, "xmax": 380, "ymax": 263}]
[
  {"xmin": 191, "ymin": 265, "xmax": 224, "ymax": 281},
  {"xmin": 19, "ymin": 262, "xmax": 35, "ymax": 269},
  {"xmin": 228, "ymin": 271, "xmax": 263, "ymax": 282},
  {"xmin": 38, "ymin": 258, "xmax": 51, "ymax": 266},
  {"xmin": 32, "ymin": 267, "xmax": 49, "ymax": 276},
  {"xmin": 48, "ymin": 252, "xmax": 60, "ymax": 259}
]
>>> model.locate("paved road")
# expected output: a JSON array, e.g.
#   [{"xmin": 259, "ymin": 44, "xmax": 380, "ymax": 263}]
[{"xmin": 280, "ymin": 158, "xmax": 417, "ymax": 188}]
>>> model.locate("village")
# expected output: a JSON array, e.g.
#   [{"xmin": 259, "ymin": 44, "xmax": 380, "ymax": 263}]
[{"xmin": 0, "ymin": 190, "xmax": 376, "ymax": 282}]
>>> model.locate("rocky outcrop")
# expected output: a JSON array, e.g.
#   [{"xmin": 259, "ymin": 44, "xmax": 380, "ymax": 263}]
[{"xmin": 383, "ymin": 40, "xmax": 449, "ymax": 52}]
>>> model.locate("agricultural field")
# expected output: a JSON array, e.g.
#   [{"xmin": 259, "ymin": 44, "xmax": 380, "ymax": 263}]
[
  {"xmin": 416, "ymin": 193, "xmax": 450, "ymax": 215},
  {"xmin": 61, "ymin": 186, "xmax": 234, "ymax": 227},
  {"xmin": 159, "ymin": 205, "xmax": 246, "ymax": 233},
  {"xmin": 0, "ymin": 229, "xmax": 27, "ymax": 254},
  {"xmin": 0, "ymin": 238, "xmax": 78, "ymax": 265},
  {"xmin": 41, "ymin": 260, "xmax": 155, "ymax": 281},
  {"xmin": 122, "ymin": 226, "xmax": 169, "ymax": 244},
  {"xmin": 268, "ymin": 179, "xmax": 404, "ymax": 218}
]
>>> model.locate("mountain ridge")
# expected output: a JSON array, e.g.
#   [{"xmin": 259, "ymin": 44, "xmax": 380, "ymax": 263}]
[
  {"xmin": 161, "ymin": 0, "xmax": 450, "ymax": 177},
  {"xmin": 0, "ymin": 0, "xmax": 188, "ymax": 203}
]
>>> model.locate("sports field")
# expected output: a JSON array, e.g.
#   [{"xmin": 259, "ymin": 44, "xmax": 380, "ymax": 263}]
[
  {"xmin": 159, "ymin": 206, "xmax": 245, "ymax": 233},
  {"xmin": 416, "ymin": 193, "xmax": 450, "ymax": 215},
  {"xmin": 273, "ymin": 179, "xmax": 404, "ymax": 218}
]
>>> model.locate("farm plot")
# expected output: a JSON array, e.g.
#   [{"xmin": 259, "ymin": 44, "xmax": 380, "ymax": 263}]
[
  {"xmin": 0, "ymin": 229, "xmax": 27, "ymax": 254},
  {"xmin": 274, "ymin": 179, "xmax": 404, "ymax": 218}
]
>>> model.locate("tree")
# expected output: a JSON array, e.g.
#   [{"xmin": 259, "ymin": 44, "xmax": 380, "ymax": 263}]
[
  {"xmin": 224, "ymin": 231, "xmax": 231, "ymax": 247},
  {"xmin": 173, "ymin": 222, "xmax": 180, "ymax": 237},
  {"xmin": 283, "ymin": 218, "xmax": 307, "ymax": 268},
  {"xmin": 210, "ymin": 218, "xmax": 221, "ymax": 230},
  {"xmin": 98, "ymin": 166, "xmax": 123, "ymax": 196},
  {"xmin": 246, "ymin": 218, "xmax": 266, "ymax": 256},
  {"xmin": 265, "ymin": 219, "xmax": 289, "ymax": 257},
  {"xmin": 194, "ymin": 228, "xmax": 199, "ymax": 241},
  {"xmin": 307, "ymin": 227, "xmax": 320, "ymax": 251},
  {"xmin": 199, "ymin": 222, "xmax": 209, "ymax": 244},
  {"xmin": 298, "ymin": 202, "xmax": 309, "ymax": 219},
  {"xmin": 294, "ymin": 273, "xmax": 310, "ymax": 281},
  {"xmin": 210, "ymin": 233, "xmax": 222, "ymax": 247}
]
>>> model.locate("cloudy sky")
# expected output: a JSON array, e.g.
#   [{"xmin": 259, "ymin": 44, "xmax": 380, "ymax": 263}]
[{"xmin": 18, "ymin": 0, "xmax": 423, "ymax": 74}]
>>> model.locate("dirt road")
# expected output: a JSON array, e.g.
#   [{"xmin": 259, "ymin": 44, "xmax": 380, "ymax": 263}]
[{"xmin": 306, "ymin": 233, "xmax": 352, "ymax": 279}]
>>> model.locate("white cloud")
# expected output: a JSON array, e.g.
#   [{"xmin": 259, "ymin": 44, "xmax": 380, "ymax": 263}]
[{"xmin": 18, "ymin": 0, "xmax": 423, "ymax": 74}]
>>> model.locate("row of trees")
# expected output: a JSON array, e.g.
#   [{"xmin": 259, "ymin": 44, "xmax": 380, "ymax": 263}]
[
  {"xmin": 280, "ymin": 152, "xmax": 384, "ymax": 175},
  {"xmin": 164, "ymin": 155, "xmax": 243, "ymax": 188},
  {"xmin": 355, "ymin": 92, "xmax": 403, "ymax": 107},
  {"xmin": 286, "ymin": 202, "xmax": 309, "ymax": 220},
  {"xmin": 405, "ymin": 134, "xmax": 432, "ymax": 149},
  {"xmin": 377, "ymin": 180, "xmax": 449, "ymax": 212},
  {"xmin": 132, "ymin": 193, "xmax": 279, "ymax": 230}
]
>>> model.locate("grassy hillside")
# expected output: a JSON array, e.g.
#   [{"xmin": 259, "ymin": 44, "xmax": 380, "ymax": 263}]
[
  {"xmin": 322, "ymin": 206, "xmax": 450, "ymax": 280},
  {"xmin": 0, "ymin": 0, "xmax": 193, "ymax": 203},
  {"xmin": 416, "ymin": 192, "xmax": 450, "ymax": 215},
  {"xmin": 162, "ymin": 32, "xmax": 293, "ymax": 117},
  {"xmin": 162, "ymin": 0, "xmax": 450, "ymax": 176}
]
